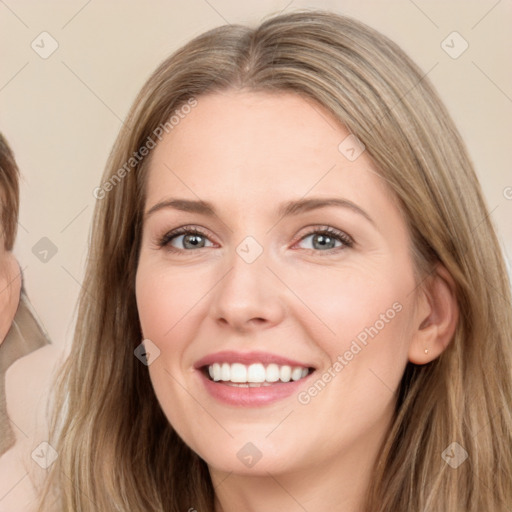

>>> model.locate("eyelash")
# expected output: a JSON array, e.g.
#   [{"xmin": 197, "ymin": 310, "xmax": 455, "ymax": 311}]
[{"xmin": 157, "ymin": 225, "xmax": 354, "ymax": 255}]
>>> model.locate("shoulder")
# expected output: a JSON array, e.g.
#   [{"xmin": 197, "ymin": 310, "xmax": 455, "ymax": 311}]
[
  {"xmin": 5, "ymin": 345, "xmax": 65, "ymax": 440},
  {"xmin": 1, "ymin": 346, "xmax": 65, "ymax": 512}
]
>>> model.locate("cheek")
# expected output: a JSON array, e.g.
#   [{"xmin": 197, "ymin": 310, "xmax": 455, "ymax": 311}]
[
  {"xmin": 135, "ymin": 259, "xmax": 206, "ymax": 428},
  {"xmin": 135, "ymin": 259, "xmax": 210, "ymax": 341},
  {"xmin": 0, "ymin": 255, "xmax": 21, "ymax": 341},
  {"xmin": 289, "ymin": 261, "xmax": 412, "ymax": 349},
  {"xmin": 291, "ymin": 260, "xmax": 415, "ymax": 410},
  {"xmin": 291, "ymin": 274, "xmax": 412, "ymax": 454}
]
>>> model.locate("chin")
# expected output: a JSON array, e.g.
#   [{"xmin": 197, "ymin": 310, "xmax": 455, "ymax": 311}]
[{"xmin": 183, "ymin": 428, "xmax": 306, "ymax": 477}]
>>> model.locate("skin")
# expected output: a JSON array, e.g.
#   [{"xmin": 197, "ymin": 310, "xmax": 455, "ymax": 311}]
[
  {"xmin": 0, "ymin": 345, "xmax": 62, "ymax": 512},
  {"xmin": 0, "ymin": 235, "xmax": 60, "ymax": 510},
  {"xmin": 0, "ymin": 244, "xmax": 21, "ymax": 345},
  {"xmin": 135, "ymin": 90, "xmax": 458, "ymax": 511}
]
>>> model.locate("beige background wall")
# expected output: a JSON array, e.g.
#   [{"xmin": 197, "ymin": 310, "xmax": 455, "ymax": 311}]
[{"xmin": 1, "ymin": 0, "xmax": 511, "ymax": 349}]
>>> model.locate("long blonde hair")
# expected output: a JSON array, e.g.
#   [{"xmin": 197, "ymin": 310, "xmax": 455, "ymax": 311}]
[{"xmin": 39, "ymin": 10, "xmax": 512, "ymax": 511}]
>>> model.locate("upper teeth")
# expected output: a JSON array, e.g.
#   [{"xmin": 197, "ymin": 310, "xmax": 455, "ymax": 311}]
[{"xmin": 208, "ymin": 363, "xmax": 309, "ymax": 383}]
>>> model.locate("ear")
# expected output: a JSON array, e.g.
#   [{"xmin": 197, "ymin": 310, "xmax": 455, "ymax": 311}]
[{"xmin": 408, "ymin": 264, "xmax": 459, "ymax": 364}]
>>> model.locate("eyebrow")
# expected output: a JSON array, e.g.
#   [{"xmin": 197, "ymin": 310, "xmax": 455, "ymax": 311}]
[{"xmin": 145, "ymin": 197, "xmax": 375, "ymax": 225}]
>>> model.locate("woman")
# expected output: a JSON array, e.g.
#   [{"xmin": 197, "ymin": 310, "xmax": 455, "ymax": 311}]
[
  {"xmin": 0, "ymin": 133, "xmax": 52, "ymax": 510},
  {"xmin": 39, "ymin": 10, "xmax": 512, "ymax": 511}
]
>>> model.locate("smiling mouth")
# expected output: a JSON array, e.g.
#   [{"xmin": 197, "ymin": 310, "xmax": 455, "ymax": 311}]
[{"xmin": 203, "ymin": 362, "xmax": 314, "ymax": 387}]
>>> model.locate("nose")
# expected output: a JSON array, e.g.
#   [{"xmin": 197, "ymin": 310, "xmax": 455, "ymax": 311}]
[{"xmin": 209, "ymin": 245, "xmax": 286, "ymax": 334}]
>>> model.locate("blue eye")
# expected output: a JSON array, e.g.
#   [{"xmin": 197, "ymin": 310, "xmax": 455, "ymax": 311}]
[
  {"xmin": 298, "ymin": 232, "xmax": 341, "ymax": 251},
  {"xmin": 159, "ymin": 227, "xmax": 214, "ymax": 250},
  {"xmin": 296, "ymin": 227, "xmax": 353, "ymax": 252}
]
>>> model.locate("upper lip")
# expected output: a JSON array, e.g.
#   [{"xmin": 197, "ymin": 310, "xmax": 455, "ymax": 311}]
[{"xmin": 194, "ymin": 350, "xmax": 314, "ymax": 369}]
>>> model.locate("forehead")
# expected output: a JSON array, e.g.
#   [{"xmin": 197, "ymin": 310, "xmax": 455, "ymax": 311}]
[{"xmin": 145, "ymin": 90, "xmax": 394, "ymax": 214}]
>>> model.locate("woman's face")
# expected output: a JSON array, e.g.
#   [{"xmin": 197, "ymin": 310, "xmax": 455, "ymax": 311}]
[
  {"xmin": 136, "ymin": 90, "xmax": 422, "ymax": 477},
  {"xmin": 0, "ymin": 245, "xmax": 21, "ymax": 344}
]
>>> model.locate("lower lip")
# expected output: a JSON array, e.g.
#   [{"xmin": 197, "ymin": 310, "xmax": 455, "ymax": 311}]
[{"xmin": 198, "ymin": 370, "xmax": 313, "ymax": 407}]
